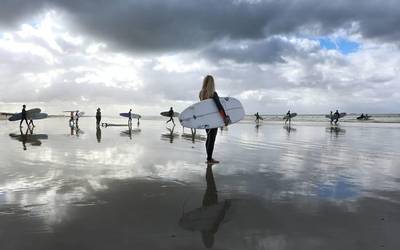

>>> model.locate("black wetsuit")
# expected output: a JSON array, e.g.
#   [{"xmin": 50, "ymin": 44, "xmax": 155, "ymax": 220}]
[
  {"xmin": 96, "ymin": 111, "xmax": 101, "ymax": 125},
  {"xmin": 167, "ymin": 109, "xmax": 175, "ymax": 125},
  {"xmin": 205, "ymin": 92, "xmax": 227, "ymax": 161},
  {"xmin": 334, "ymin": 111, "xmax": 340, "ymax": 124},
  {"xmin": 20, "ymin": 108, "xmax": 28, "ymax": 127}
]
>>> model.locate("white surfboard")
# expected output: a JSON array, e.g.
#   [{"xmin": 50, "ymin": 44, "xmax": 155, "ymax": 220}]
[{"xmin": 179, "ymin": 97, "xmax": 245, "ymax": 129}]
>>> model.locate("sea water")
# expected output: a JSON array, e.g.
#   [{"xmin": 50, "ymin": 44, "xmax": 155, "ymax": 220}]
[{"xmin": 0, "ymin": 118, "xmax": 399, "ymax": 249}]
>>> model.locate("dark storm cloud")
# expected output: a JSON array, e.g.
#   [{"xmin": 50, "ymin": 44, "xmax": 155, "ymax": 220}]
[{"xmin": 1, "ymin": 0, "xmax": 400, "ymax": 54}]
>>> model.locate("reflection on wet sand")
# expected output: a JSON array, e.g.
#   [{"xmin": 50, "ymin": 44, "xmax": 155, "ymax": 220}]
[
  {"xmin": 96, "ymin": 126, "xmax": 102, "ymax": 143},
  {"xmin": 326, "ymin": 126, "xmax": 346, "ymax": 136},
  {"xmin": 283, "ymin": 125, "xmax": 296, "ymax": 133},
  {"xmin": 180, "ymin": 164, "xmax": 231, "ymax": 248},
  {"xmin": 9, "ymin": 127, "xmax": 48, "ymax": 150},
  {"xmin": 120, "ymin": 127, "xmax": 141, "ymax": 140},
  {"xmin": 181, "ymin": 132, "xmax": 206, "ymax": 143},
  {"xmin": 161, "ymin": 125, "xmax": 179, "ymax": 143}
]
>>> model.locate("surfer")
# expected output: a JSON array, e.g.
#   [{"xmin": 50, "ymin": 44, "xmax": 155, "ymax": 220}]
[
  {"xmin": 20, "ymin": 104, "xmax": 29, "ymax": 128},
  {"xmin": 166, "ymin": 107, "xmax": 176, "ymax": 125},
  {"xmin": 285, "ymin": 110, "xmax": 291, "ymax": 125},
  {"xmin": 96, "ymin": 108, "xmax": 101, "ymax": 126},
  {"xmin": 128, "ymin": 109, "xmax": 132, "ymax": 127},
  {"xmin": 199, "ymin": 75, "xmax": 230, "ymax": 164},
  {"xmin": 334, "ymin": 110, "xmax": 340, "ymax": 125},
  {"xmin": 69, "ymin": 111, "xmax": 74, "ymax": 127},
  {"xmin": 329, "ymin": 111, "xmax": 333, "ymax": 124},
  {"xmin": 75, "ymin": 110, "xmax": 80, "ymax": 126},
  {"xmin": 254, "ymin": 112, "xmax": 262, "ymax": 123}
]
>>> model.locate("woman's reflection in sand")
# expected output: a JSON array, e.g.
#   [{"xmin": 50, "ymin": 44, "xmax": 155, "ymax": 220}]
[{"xmin": 179, "ymin": 164, "xmax": 231, "ymax": 248}]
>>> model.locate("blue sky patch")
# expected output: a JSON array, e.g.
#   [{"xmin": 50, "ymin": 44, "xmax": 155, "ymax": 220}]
[{"xmin": 318, "ymin": 37, "xmax": 360, "ymax": 55}]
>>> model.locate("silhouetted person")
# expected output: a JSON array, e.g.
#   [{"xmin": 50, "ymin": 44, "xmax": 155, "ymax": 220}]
[
  {"xmin": 329, "ymin": 111, "xmax": 334, "ymax": 124},
  {"xmin": 96, "ymin": 108, "xmax": 101, "ymax": 126},
  {"xmin": 166, "ymin": 107, "xmax": 175, "ymax": 125},
  {"xmin": 20, "ymin": 104, "xmax": 29, "ymax": 128},
  {"xmin": 128, "ymin": 109, "xmax": 132, "ymax": 127},
  {"xmin": 69, "ymin": 111, "xmax": 74, "ymax": 127},
  {"xmin": 75, "ymin": 110, "xmax": 80, "ymax": 126},
  {"xmin": 255, "ymin": 112, "xmax": 262, "ymax": 123},
  {"xmin": 285, "ymin": 110, "xmax": 291, "ymax": 125},
  {"xmin": 334, "ymin": 110, "xmax": 340, "ymax": 125}
]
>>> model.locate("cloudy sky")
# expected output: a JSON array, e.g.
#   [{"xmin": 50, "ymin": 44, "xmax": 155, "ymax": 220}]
[{"xmin": 0, "ymin": 0, "xmax": 399, "ymax": 115}]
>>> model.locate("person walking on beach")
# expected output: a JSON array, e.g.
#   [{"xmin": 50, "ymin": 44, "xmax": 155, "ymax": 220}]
[
  {"xmin": 329, "ymin": 111, "xmax": 334, "ymax": 124},
  {"xmin": 334, "ymin": 110, "xmax": 340, "ymax": 125},
  {"xmin": 166, "ymin": 107, "xmax": 175, "ymax": 125},
  {"xmin": 69, "ymin": 112, "xmax": 74, "ymax": 127},
  {"xmin": 285, "ymin": 110, "xmax": 291, "ymax": 125},
  {"xmin": 96, "ymin": 108, "xmax": 101, "ymax": 126},
  {"xmin": 75, "ymin": 110, "xmax": 80, "ymax": 126},
  {"xmin": 255, "ymin": 112, "xmax": 262, "ymax": 123},
  {"xmin": 199, "ymin": 75, "xmax": 230, "ymax": 164},
  {"xmin": 128, "ymin": 109, "xmax": 133, "ymax": 127},
  {"xmin": 20, "ymin": 104, "xmax": 29, "ymax": 128}
]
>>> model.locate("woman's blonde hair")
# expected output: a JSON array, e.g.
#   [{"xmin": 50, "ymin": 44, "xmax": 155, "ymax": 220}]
[{"xmin": 199, "ymin": 75, "xmax": 215, "ymax": 100}]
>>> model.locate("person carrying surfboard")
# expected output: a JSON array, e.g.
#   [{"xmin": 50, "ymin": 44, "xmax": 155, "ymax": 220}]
[
  {"xmin": 199, "ymin": 75, "xmax": 230, "ymax": 164},
  {"xmin": 20, "ymin": 104, "xmax": 29, "ymax": 128},
  {"xmin": 285, "ymin": 110, "xmax": 291, "ymax": 125},
  {"xmin": 166, "ymin": 107, "xmax": 176, "ymax": 125},
  {"xmin": 255, "ymin": 112, "xmax": 262, "ymax": 123},
  {"xmin": 128, "ymin": 109, "xmax": 132, "ymax": 127},
  {"xmin": 334, "ymin": 110, "xmax": 340, "ymax": 125},
  {"xmin": 75, "ymin": 110, "xmax": 80, "ymax": 126}
]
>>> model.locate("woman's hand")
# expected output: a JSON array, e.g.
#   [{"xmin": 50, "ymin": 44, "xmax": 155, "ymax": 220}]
[{"xmin": 224, "ymin": 116, "xmax": 231, "ymax": 126}]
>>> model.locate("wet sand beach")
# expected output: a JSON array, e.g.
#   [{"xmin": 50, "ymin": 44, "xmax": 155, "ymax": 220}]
[{"xmin": 0, "ymin": 118, "xmax": 399, "ymax": 249}]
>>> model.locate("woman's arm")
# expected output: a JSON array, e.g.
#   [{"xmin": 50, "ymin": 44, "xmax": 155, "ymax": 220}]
[{"xmin": 212, "ymin": 92, "xmax": 230, "ymax": 125}]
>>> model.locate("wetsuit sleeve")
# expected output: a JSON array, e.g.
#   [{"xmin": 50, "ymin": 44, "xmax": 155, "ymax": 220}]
[{"xmin": 212, "ymin": 92, "xmax": 227, "ymax": 118}]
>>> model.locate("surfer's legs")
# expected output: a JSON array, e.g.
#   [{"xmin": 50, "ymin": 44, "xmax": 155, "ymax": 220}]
[
  {"xmin": 20, "ymin": 117, "xmax": 29, "ymax": 127},
  {"xmin": 28, "ymin": 120, "xmax": 34, "ymax": 127},
  {"xmin": 205, "ymin": 128, "xmax": 218, "ymax": 161}
]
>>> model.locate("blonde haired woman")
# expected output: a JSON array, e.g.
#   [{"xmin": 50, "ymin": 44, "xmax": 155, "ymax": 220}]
[{"xmin": 200, "ymin": 75, "xmax": 230, "ymax": 164}]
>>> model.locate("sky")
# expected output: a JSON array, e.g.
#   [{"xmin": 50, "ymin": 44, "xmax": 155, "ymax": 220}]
[{"xmin": 0, "ymin": 0, "xmax": 399, "ymax": 115}]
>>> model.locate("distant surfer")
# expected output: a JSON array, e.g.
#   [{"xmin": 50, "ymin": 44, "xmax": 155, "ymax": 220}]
[
  {"xmin": 199, "ymin": 75, "xmax": 230, "ymax": 164},
  {"xmin": 285, "ymin": 110, "xmax": 291, "ymax": 125},
  {"xmin": 96, "ymin": 108, "xmax": 101, "ymax": 126},
  {"xmin": 69, "ymin": 111, "xmax": 74, "ymax": 127},
  {"xmin": 20, "ymin": 104, "xmax": 29, "ymax": 128},
  {"xmin": 128, "ymin": 109, "xmax": 132, "ymax": 127},
  {"xmin": 329, "ymin": 111, "xmax": 334, "ymax": 124},
  {"xmin": 75, "ymin": 110, "xmax": 80, "ymax": 126},
  {"xmin": 334, "ymin": 110, "xmax": 340, "ymax": 125},
  {"xmin": 254, "ymin": 112, "xmax": 262, "ymax": 123},
  {"xmin": 166, "ymin": 107, "xmax": 176, "ymax": 125}
]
